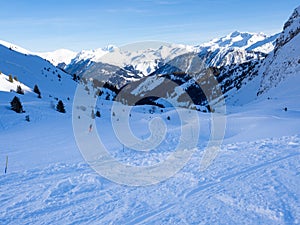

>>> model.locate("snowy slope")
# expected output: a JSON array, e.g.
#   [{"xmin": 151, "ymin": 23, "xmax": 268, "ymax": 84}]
[
  {"xmin": 0, "ymin": 95, "xmax": 299, "ymax": 224},
  {"xmin": 0, "ymin": 43, "xmax": 76, "ymax": 98},
  {"xmin": 258, "ymin": 6, "xmax": 300, "ymax": 95},
  {"xmin": 0, "ymin": 40, "xmax": 77, "ymax": 67},
  {"xmin": 0, "ymin": 42, "xmax": 77, "ymax": 134},
  {"xmin": 0, "ymin": 72, "xmax": 31, "ymax": 93},
  {"xmin": 0, "ymin": 40, "xmax": 31, "ymax": 55},
  {"xmin": 36, "ymin": 49, "xmax": 77, "ymax": 66}
]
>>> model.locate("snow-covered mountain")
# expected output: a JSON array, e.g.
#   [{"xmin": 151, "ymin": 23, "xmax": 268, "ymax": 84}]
[
  {"xmin": 257, "ymin": 6, "xmax": 300, "ymax": 96},
  {"xmin": 199, "ymin": 31, "xmax": 277, "ymax": 53},
  {"xmin": 62, "ymin": 31, "xmax": 276, "ymax": 91},
  {"xmin": 70, "ymin": 45, "xmax": 117, "ymax": 64},
  {"xmin": 65, "ymin": 43, "xmax": 196, "ymax": 78},
  {"xmin": 196, "ymin": 31, "xmax": 278, "ymax": 67},
  {"xmin": 113, "ymin": 15, "xmax": 296, "ymax": 110},
  {"xmin": 36, "ymin": 49, "xmax": 77, "ymax": 67},
  {"xmin": 0, "ymin": 29, "xmax": 279, "ymax": 111}
]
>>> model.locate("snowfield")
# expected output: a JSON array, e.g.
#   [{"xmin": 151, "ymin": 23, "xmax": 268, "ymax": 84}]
[{"xmin": 0, "ymin": 92, "xmax": 299, "ymax": 224}]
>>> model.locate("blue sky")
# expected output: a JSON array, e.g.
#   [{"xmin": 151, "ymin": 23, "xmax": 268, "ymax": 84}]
[{"xmin": 0, "ymin": 0, "xmax": 297, "ymax": 52}]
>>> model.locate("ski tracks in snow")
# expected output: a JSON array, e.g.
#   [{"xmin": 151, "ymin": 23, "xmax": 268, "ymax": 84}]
[
  {"xmin": 122, "ymin": 136, "xmax": 300, "ymax": 224},
  {"xmin": 0, "ymin": 135, "xmax": 299, "ymax": 224}
]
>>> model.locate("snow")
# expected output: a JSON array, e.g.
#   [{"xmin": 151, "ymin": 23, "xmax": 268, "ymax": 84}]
[
  {"xmin": 0, "ymin": 43, "xmax": 76, "ymax": 101},
  {"xmin": 0, "ymin": 30, "xmax": 276, "ymax": 76},
  {"xmin": 275, "ymin": 6, "xmax": 300, "ymax": 51},
  {"xmin": 258, "ymin": 7, "xmax": 300, "ymax": 95},
  {"xmin": 0, "ymin": 7, "xmax": 300, "ymax": 223},
  {"xmin": 69, "ymin": 43, "xmax": 195, "ymax": 76},
  {"xmin": 65, "ymin": 33, "xmax": 276, "ymax": 77},
  {"xmin": 0, "ymin": 92, "xmax": 299, "ymax": 223},
  {"xmin": 0, "ymin": 40, "xmax": 31, "ymax": 55},
  {"xmin": 36, "ymin": 49, "xmax": 77, "ymax": 66},
  {"xmin": 200, "ymin": 31, "xmax": 277, "ymax": 53},
  {"xmin": 130, "ymin": 76, "xmax": 165, "ymax": 96},
  {"xmin": 0, "ymin": 72, "xmax": 31, "ymax": 93},
  {"xmin": 0, "ymin": 42, "xmax": 299, "ymax": 221}
]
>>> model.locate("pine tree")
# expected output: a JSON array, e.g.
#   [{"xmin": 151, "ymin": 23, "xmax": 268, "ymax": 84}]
[
  {"xmin": 10, "ymin": 96, "xmax": 24, "ymax": 113},
  {"xmin": 16, "ymin": 85, "xmax": 24, "ymax": 95},
  {"xmin": 8, "ymin": 75, "xmax": 13, "ymax": 83},
  {"xmin": 33, "ymin": 84, "xmax": 41, "ymax": 98},
  {"xmin": 96, "ymin": 110, "xmax": 101, "ymax": 117},
  {"xmin": 56, "ymin": 100, "xmax": 66, "ymax": 113}
]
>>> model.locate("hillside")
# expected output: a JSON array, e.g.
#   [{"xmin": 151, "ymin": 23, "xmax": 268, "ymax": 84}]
[{"xmin": 0, "ymin": 43, "xmax": 76, "ymax": 131}]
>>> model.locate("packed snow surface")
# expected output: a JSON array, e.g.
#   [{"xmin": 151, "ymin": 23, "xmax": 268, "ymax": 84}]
[{"xmin": 0, "ymin": 91, "xmax": 299, "ymax": 224}]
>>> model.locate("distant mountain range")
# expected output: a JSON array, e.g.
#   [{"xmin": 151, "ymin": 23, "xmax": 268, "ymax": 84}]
[{"xmin": 36, "ymin": 31, "xmax": 279, "ymax": 80}]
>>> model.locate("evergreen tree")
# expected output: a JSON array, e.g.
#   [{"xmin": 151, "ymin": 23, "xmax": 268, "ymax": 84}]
[
  {"xmin": 33, "ymin": 84, "xmax": 41, "ymax": 98},
  {"xmin": 56, "ymin": 100, "xmax": 66, "ymax": 113},
  {"xmin": 10, "ymin": 96, "xmax": 24, "ymax": 113},
  {"xmin": 96, "ymin": 110, "xmax": 101, "ymax": 117},
  {"xmin": 8, "ymin": 75, "xmax": 13, "ymax": 83},
  {"xmin": 16, "ymin": 85, "xmax": 24, "ymax": 95}
]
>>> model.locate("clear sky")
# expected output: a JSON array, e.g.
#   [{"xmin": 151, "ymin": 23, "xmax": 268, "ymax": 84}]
[{"xmin": 0, "ymin": 0, "xmax": 298, "ymax": 52}]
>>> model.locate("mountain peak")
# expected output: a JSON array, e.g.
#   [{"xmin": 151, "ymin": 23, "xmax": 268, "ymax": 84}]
[
  {"xmin": 275, "ymin": 5, "xmax": 300, "ymax": 51},
  {"xmin": 229, "ymin": 30, "xmax": 242, "ymax": 38},
  {"xmin": 102, "ymin": 45, "xmax": 118, "ymax": 52},
  {"xmin": 198, "ymin": 31, "xmax": 276, "ymax": 57}
]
